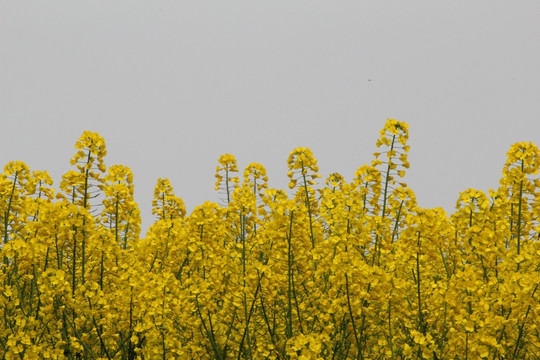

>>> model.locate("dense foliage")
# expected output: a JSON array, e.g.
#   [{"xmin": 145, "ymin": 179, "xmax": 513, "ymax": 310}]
[{"xmin": 1, "ymin": 119, "xmax": 539, "ymax": 359}]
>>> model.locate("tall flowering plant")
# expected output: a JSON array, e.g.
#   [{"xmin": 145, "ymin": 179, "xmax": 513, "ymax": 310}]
[{"xmin": 1, "ymin": 119, "xmax": 539, "ymax": 359}]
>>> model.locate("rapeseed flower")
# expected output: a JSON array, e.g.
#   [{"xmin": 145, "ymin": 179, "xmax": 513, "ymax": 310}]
[{"xmin": 1, "ymin": 125, "xmax": 539, "ymax": 358}]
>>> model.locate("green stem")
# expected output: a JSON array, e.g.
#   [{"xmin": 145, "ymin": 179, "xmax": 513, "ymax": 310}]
[
  {"xmin": 511, "ymin": 283, "xmax": 538, "ymax": 358},
  {"xmin": 345, "ymin": 273, "xmax": 361, "ymax": 359},
  {"xmin": 516, "ymin": 160, "xmax": 524, "ymax": 255},
  {"xmin": 301, "ymin": 167, "xmax": 316, "ymax": 248},
  {"xmin": 286, "ymin": 211, "xmax": 295, "ymax": 339},
  {"xmin": 375, "ymin": 135, "xmax": 396, "ymax": 265},
  {"xmin": 388, "ymin": 296, "xmax": 395, "ymax": 359},
  {"xmin": 3, "ymin": 171, "xmax": 17, "ymax": 245},
  {"xmin": 416, "ymin": 232, "xmax": 426, "ymax": 335},
  {"xmin": 238, "ymin": 275, "xmax": 262, "ymax": 360},
  {"xmin": 381, "ymin": 134, "xmax": 396, "ymax": 219},
  {"xmin": 195, "ymin": 296, "xmax": 223, "ymax": 360}
]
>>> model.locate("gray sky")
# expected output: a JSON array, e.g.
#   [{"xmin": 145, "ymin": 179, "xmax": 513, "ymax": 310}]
[{"xmin": 2, "ymin": 1, "xmax": 540, "ymax": 233}]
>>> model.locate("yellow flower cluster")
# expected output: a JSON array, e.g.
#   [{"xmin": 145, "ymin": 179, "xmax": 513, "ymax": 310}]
[
  {"xmin": 1, "ymin": 119, "xmax": 540, "ymax": 359},
  {"xmin": 215, "ymin": 154, "xmax": 240, "ymax": 205}
]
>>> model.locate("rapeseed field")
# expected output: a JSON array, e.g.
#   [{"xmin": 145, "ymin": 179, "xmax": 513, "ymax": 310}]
[{"xmin": 1, "ymin": 119, "xmax": 539, "ymax": 359}]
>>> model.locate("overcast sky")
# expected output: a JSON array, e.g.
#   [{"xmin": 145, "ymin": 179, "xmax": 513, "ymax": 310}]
[{"xmin": 2, "ymin": 1, "xmax": 540, "ymax": 233}]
